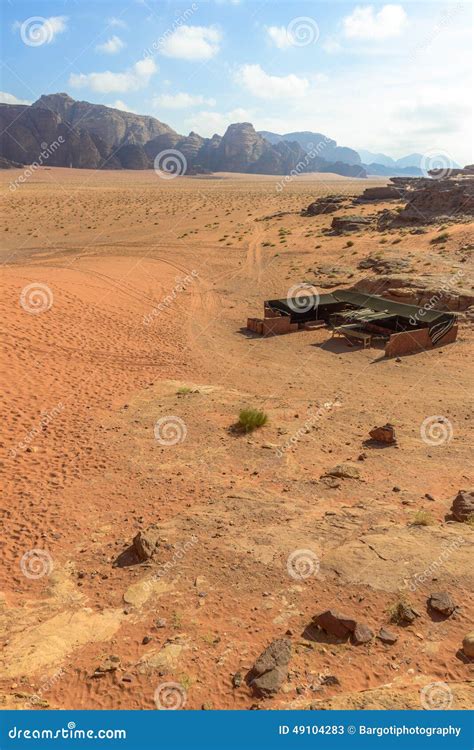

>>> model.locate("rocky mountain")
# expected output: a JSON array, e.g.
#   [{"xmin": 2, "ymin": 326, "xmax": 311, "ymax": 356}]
[
  {"xmin": 0, "ymin": 104, "xmax": 106, "ymax": 169},
  {"xmin": 260, "ymin": 130, "xmax": 361, "ymax": 166},
  {"xmin": 1, "ymin": 94, "xmax": 369, "ymax": 176},
  {"xmin": 363, "ymin": 162, "xmax": 423, "ymax": 177},
  {"xmin": 32, "ymin": 93, "xmax": 176, "ymax": 151}
]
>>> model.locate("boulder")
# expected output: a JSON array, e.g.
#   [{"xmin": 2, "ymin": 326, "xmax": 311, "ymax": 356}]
[
  {"xmin": 248, "ymin": 638, "xmax": 291, "ymax": 697},
  {"xmin": 398, "ymin": 177, "xmax": 474, "ymax": 223},
  {"xmin": 451, "ymin": 489, "xmax": 474, "ymax": 522},
  {"xmin": 428, "ymin": 592, "xmax": 456, "ymax": 616},
  {"xmin": 133, "ymin": 525, "xmax": 161, "ymax": 561},
  {"xmin": 462, "ymin": 632, "xmax": 474, "ymax": 658},
  {"xmin": 369, "ymin": 424, "xmax": 397, "ymax": 445},
  {"xmin": 314, "ymin": 610, "xmax": 356, "ymax": 638}
]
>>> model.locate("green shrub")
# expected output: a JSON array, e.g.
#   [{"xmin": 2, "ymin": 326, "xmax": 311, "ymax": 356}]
[
  {"xmin": 410, "ymin": 509, "xmax": 433, "ymax": 527},
  {"xmin": 430, "ymin": 232, "xmax": 449, "ymax": 244},
  {"xmin": 237, "ymin": 408, "xmax": 268, "ymax": 433}
]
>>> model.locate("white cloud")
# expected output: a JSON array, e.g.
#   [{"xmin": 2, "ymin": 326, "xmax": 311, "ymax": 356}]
[
  {"xmin": 108, "ymin": 17, "xmax": 127, "ymax": 29},
  {"xmin": 96, "ymin": 35, "xmax": 125, "ymax": 54},
  {"xmin": 185, "ymin": 107, "xmax": 252, "ymax": 137},
  {"xmin": 343, "ymin": 4, "xmax": 407, "ymax": 40},
  {"xmin": 159, "ymin": 25, "xmax": 221, "ymax": 60},
  {"xmin": 322, "ymin": 37, "xmax": 342, "ymax": 54},
  {"xmin": 265, "ymin": 25, "xmax": 293, "ymax": 50},
  {"xmin": 15, "ymin": 15, "xmax": 67, "ymax": 44},
  {"xmin": 154, "ymin": 92, "xmax": 216, "ymax": 109},
  {"xmin": 69, "ymin": 58, "xmax": 157, "ymax": 93},
  {"xmin": 0, "ymin": 91, "xmax": 32, "ymax": 105},
  {"xmin": 234, "ymin": 64, "xmax": 309, "ymax": 99},
  {"xmin": 112, "ymin": 99, "xmax": 135, "ymax": 112}
]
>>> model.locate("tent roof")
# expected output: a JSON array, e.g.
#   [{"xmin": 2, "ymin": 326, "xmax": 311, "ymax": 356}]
[
  {"xmin": 332, "ymin": 290, "xmax": 455, "ymax": 324},
  {"xmin": 265, "ymin": 289, "xmax": 456, "ymax": 324}
]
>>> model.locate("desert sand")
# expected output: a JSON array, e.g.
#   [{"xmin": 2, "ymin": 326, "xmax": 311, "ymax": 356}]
[{"xmin": 0, "ymin": 167, "xmax": 472, "ymax": 710}]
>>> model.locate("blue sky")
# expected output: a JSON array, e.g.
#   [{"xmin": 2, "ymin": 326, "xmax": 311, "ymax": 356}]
[{"xmin": 1, "ymin": 0, "xmax": 472, "ymax": 163}]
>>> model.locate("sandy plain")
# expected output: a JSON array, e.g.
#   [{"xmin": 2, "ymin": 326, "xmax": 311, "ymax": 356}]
[{"xmin": 0, "ymin": 167, "xmax": 472, "ymax": 710}]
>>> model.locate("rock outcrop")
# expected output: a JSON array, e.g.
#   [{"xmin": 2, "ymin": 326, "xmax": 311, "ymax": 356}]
[
  {"xmin": 303, "ymin": 195, "xmax": 349, "ymax": 215},
  {"xmin": 357, "ymin": 186, "xmax": 404, "ymax": 201},
  {"xmin": 332, "ymin": 215, "xmax": 373, "ymax": 233}
]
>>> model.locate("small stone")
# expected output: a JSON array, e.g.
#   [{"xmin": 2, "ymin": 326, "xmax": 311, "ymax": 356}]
[
  {"xmin": 314, "ymin": 610, "xmax": 356, "ymax": 638},
  {"xmin": 133, "ymin": 525, "xmax": 161, "ymax": 561},
  {"xmin": 393, "ymin": 602, "xmax": 419, "ymax": 624},
  {"xmin": 325, "ymin": 463, "xmax": 360, "ymax": 480},
  {"xmin": 248, "ymin": 638, "xmax": 292, "ymax": 697},
  {"xmin": 155, "ymin": 618, "xmax": 167, "ymax": 628},
  {"xmin": 142, "ymin": 635, "xmax": 152, "ymax": 644},
  {"xmin": 393, "ymin": 486, "xmax": 401, "ymax": 492},
  {"xmin": 428, "ymin": 591, "xmax": 456, "ymax": 617},
  {"xmin": 93, "ymin": 655, "xmax": 120, "ymax": 676},
  {"xmin": 320, "ymin": 675, "xmax": 340, "ymax": 686},
  {"xmin": 369, "ymin": 423, "xmax": 397, "ymax": 445},
  {"xmin": 232, "ymin": 672, "xmax": 242, "ymax": 688},
  {"xmin": 378, "ymin": 628, "xmax": 398, "ymax": 645},
  {"xmin": 462, "ymin": 631, "xmax": 474, "ymax": 657},
  {"xmin": 352, "ymin": 623, "xmax": 374, "ymax": 645}
]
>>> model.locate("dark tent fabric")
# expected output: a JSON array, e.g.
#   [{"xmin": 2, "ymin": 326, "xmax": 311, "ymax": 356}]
[
  {"xmin": 331, "ymin": 290, "xmax": 454, "ymax": 325},
  {"xmin": 265, "ymin": 288, "xmax": 457, "ymax": 333}
]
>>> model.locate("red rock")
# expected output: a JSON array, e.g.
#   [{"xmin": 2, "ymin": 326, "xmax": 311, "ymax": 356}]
[{"xmin": 314, "ymin": 610, "xmax": 356, "ymax": 638}]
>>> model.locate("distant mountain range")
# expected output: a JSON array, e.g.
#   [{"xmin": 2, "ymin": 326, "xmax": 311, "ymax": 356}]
[{"xmin": 0, "ymin": 93, "xmax": 437, "ymax": 178}]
